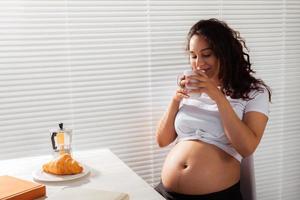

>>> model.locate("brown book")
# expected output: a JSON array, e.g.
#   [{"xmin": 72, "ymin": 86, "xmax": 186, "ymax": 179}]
[{"xmin": 0, "ymin": 175, "xmax": 46, "ymax": 200}]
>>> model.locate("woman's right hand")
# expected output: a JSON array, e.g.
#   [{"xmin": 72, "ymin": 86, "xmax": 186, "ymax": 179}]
[{"xmin": 173, "ymin": 75, "xmax": 189, "ymax": 102}]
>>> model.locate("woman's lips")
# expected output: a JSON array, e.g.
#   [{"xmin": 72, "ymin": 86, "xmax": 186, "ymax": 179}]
[{"xmin": 196, "ymin": 67, "xmax": 210, "ymax": 74}]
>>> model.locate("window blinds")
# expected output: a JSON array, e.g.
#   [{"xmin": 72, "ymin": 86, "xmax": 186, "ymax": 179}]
[
  {"xmin": 282, "ymin": 0, "xmax": 300, "ymax": 199},
  {"xmin": 0, "ymin": 1, "xmax": 299, "ymax": 199},
  {"xmin": 0, "ymin": 0, "xmax": 155, "ymax": 182}
]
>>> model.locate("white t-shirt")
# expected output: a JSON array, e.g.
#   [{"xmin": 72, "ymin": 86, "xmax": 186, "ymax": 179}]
[{"xmin": 174, "ymin": 87, "xmax": 270, "ymax": 162}]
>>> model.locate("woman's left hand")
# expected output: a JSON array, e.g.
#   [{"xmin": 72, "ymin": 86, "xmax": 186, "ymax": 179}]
[{"xmin": 185, "ymin": 70, "xmax": 224, "ymax": 102}]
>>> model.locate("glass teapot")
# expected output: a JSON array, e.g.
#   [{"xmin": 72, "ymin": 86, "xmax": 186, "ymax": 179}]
[{"xmin": 50, "ymin": 123, "xmax": 72, "ymax": 157}]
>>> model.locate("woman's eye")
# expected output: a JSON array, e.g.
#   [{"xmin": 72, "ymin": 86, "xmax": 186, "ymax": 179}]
[
  {"xmin": 190, "ymin": 55, "xmax": 197, "ymax": 59},
  {"xmin": 202, "ymin": 54, "xmax": 211, "ymax": 58}
]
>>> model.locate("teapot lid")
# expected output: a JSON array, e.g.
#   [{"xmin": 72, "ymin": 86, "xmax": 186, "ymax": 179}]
[{"xmin": 59, "ymin": 123, "xmax": 64, "ymax": 130}]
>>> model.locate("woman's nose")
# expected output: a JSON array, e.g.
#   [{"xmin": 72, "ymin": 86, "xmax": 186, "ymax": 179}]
[{"xmin": 196, "ymin": 57, "xmax": 205, "ymax": 67}]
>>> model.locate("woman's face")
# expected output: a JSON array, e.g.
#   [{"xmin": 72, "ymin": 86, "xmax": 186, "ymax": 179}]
[{"xmin": 189, "ymin": 34, "xmax": 220, "ymax": 85}]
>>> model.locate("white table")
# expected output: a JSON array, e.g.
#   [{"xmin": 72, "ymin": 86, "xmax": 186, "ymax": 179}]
[{"xmin": 0, "ymin": 148, "xmax": 165, "ymax": 200}]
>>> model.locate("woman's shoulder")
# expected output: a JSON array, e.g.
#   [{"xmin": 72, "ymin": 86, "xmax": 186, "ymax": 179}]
[
  {"xmin": 248, "ymin": 84, "xmax": 269, "ymax": 99},
  {"xmin": 244, "ymin": 84, "xmax": 270, "ymax": 117},
  {"xmin": 227, "ymin": 84, "xmax": 269, "ymax": 103}
]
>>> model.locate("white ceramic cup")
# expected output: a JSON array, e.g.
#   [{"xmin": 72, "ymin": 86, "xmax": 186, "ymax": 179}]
[{"xmin": 183, "ymin": 69, "xmax": 201, "ymax": 99}]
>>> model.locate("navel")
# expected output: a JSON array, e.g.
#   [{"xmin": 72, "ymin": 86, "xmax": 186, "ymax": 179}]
[{"xmin": 182, "ymin": 162, "xmax": 189, "ymax": 170}]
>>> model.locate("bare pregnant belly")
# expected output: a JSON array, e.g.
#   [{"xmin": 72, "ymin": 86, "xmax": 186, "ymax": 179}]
[{"xmin": 161, "ymin": 140, "xmax": 241, "ymax": 195}]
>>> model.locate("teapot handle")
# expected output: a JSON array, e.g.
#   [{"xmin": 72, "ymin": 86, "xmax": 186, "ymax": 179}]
[{"xmin": 51, "ymin": 132, "xmax": 57, "ymax": 150}]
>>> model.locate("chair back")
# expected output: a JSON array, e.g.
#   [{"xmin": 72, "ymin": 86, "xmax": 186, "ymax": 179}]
[{"xmin": 240, "ymin": 155, "xmax": 257, "ymax": 200}]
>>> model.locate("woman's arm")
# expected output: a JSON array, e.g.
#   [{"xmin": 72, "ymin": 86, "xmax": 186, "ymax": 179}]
[
  {"xmin": 187, "ymin": 70, "xmax": 269, "ymax": 157},
  {"xmin": 215, "ymin": 96, "xmax": 268, "ymax": 157},
  {"xmin": 155, "ymin": 87, "xmax": 189, "ymax": 147},
  {"xmin": 155, "ymin": 99, "xmax": 179, "ymax": 147}
]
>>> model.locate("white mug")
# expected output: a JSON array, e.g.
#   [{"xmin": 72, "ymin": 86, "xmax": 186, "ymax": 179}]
[{"xmin": 183, "ymin": 69, "xmax": 202, "ymax": 99}]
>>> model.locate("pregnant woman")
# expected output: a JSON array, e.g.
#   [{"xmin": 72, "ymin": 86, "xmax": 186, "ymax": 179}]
[{"xmin": 155, "ymin": 18, "xmax": 271, "ymax": 200}]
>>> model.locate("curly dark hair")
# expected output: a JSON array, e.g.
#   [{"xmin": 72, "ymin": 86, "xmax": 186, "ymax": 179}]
[{"xmin": 186, "ymin": 18, "xmax": 271, "ymax": 101}]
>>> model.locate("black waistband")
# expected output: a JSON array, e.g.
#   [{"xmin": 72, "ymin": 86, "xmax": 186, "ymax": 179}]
[{"xmin": 155, "ymin": 180, "xmax": 243, "ymax": 200}]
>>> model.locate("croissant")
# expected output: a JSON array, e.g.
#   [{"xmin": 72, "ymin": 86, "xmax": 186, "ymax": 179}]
[{"xmin": 43, "ymin": 153, "xmax": 83, "ymax": 175}]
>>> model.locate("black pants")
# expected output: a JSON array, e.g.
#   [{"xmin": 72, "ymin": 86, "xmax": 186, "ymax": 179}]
[{"xmin": 155, "ymin": 181, "xmax": 243, "ymax": 200}]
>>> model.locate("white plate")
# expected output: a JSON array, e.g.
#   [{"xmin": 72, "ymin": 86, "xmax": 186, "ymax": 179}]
[{"xmin": 32, "ymin": 165, "xmax": 90, "ymax": 182}]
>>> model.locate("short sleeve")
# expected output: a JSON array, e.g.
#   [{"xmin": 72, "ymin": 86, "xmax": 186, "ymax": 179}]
[{"xmin": 244, "ymin": 87, "xmax": 270, "ymax": 117}]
